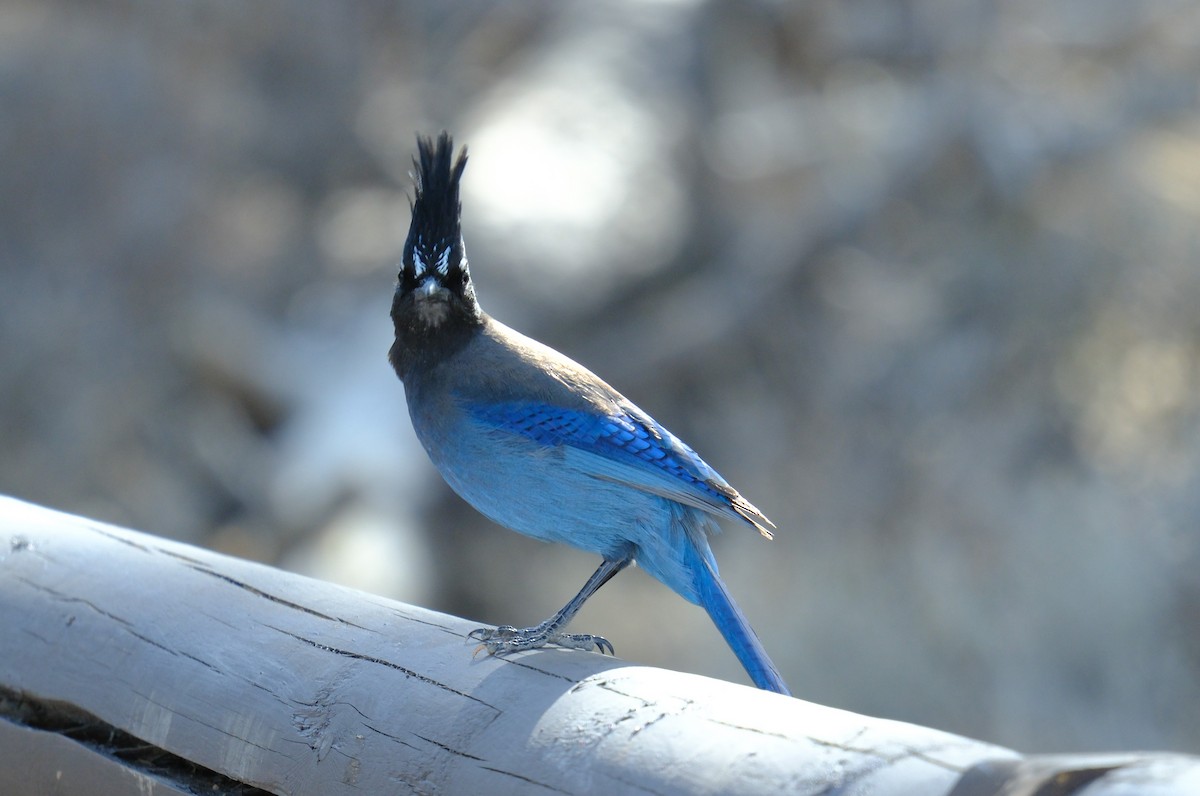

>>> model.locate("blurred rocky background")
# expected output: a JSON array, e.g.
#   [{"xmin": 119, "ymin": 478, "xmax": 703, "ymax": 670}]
[{"xmin": 3, "ymin": 0, "xmax": 1199, "ymax": 754}]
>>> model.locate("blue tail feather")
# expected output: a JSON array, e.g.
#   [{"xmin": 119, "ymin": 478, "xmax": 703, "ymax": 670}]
[{"xmin": 689, "ymin": 543, "xmax": 791, "ymax": 695}]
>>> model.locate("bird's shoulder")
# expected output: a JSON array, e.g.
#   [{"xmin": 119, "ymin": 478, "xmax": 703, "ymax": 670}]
[
  {"xmin": 442, "ymin": 316, "xmax": 623, "ymax": 413},
  {"xmin": 439, "ymin": 318, "xmax": 776, "ymax": 536}
]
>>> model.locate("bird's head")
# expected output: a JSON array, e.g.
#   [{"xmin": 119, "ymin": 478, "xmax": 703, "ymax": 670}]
[{"xmin": 392, "ymin": 132, "xmax": 481, "ymax": 337}]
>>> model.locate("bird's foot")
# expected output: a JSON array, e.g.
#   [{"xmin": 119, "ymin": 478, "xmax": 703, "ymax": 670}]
[{"xmin": 468, "ymin": 625, "xmax": 615, "ymax": 656}]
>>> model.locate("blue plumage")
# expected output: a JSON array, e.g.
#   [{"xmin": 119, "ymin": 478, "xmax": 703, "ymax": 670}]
[
  {"xmin": 465, "ymin": 403, "xmax": 732, "ymax": 507},
  {"xmin": 389, "ymin": 133, "xmax": 790, "ymax": 695}
]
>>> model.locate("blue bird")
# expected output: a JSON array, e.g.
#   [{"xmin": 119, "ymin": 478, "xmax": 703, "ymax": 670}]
[{"xmin": 389, "ymin": 133, "xmax": 789, "ymax": 695}]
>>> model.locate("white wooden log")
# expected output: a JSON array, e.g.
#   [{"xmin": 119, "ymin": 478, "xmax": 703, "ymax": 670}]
[{"xmin": 0, "ymin": 495, "xmax": 1196, "ymax": 795}]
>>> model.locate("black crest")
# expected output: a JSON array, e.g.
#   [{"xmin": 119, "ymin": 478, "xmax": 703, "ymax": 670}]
[
  {"xmin": 390, "ymin": 133, "xmax": 481, "ymax": 379},
  {"xmin": 401, "ymin": 132, "xmax": 469, "ymax": 291}
]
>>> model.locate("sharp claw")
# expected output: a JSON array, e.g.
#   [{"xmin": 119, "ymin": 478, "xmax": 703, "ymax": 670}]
[{"xmin": 465, "ymin": 624, "xmax": 615, "ymax": 657}]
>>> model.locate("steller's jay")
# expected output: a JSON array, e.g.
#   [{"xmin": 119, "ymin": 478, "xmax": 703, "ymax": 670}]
[{"xmin": 389, "ymin": 132, "xmax": 789, "ymax": 695}]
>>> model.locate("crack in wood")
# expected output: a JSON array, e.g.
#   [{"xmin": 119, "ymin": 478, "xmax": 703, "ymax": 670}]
[
  {"xmin": 362, "ymin": 722, "xmax": 419, "ymax": 750},
  {"xmin": 0, "ymin": 685, "xmax": 272, "ymax": 795},
  {"xmin": 627, "ymin": 710, "xmax": 670, "ymax": 738},
  {"xmin": 478, "ymin": 765, "xmax": 573, "ymax": 793},
  {"xmin": 13, "ymin": 576, "xmax": 229, "ymax": 670},
  {"xmin": 182, "ymin": 564, "xmax": 371, "ymax": 630},
  {"xmin": 412, "ymin": 732, "xmax": 485, "ymax": 761},
  {"xmin": 898, "ymin": 743, "xmax": 975, "ymax": 773},
  {"xmin": 705, "ymin": 716, "xmax": 792, "ymax": 740},
  {"xmin": 269, "ymin": 627, "xmax": 501, "ymax": 713},
  {"xmin": 605, "ymin": 768, "xmax": 673, "ymax": 796},
  {"xmin": 805, "ymin": 733, "xmax": 972, "ymax": 774},
  {"xmin": 359, "ymin": 597, "xmax": 465, "ymax": 634},
  {"xmin": 589, "ymin": 678, "xmax": 656, "ymax": 708},
  {"xmin": 14, "ymin": 576, "xmax": 130, "ymax": 626},
  {"xmin": 87, "ymin": 526, "xmax": 153, "ymax": 553},
  {"xmin": 485, "ymin": 654, "xmax": 582, "ymax": 683}
]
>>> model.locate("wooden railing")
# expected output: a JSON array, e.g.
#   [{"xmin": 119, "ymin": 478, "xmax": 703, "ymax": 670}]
[{"xmin": 0, "ymin": 496, "xmax": 1196, "ymax": 795}]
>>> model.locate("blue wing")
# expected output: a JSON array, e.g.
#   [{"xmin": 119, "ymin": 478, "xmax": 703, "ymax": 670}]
[{"xmin": 464, "ymin": 400, "xmax": 775, "ymax": 537}]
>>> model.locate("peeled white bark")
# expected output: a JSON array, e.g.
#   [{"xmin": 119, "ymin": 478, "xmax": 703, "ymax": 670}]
[{"xmin": 0, "ymin": 496, "xmax": 1195, "ymax": 796}]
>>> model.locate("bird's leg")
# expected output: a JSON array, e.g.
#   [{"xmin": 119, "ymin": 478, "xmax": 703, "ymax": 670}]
[{"xmin": 469, "ymin": 555, "xmax": 632, "ymax": 656}]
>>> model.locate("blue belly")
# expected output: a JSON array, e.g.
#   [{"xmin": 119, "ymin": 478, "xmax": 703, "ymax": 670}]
[{"xmin": 411, "ymin": 402, "xmax": 713, "ymax": 603}]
